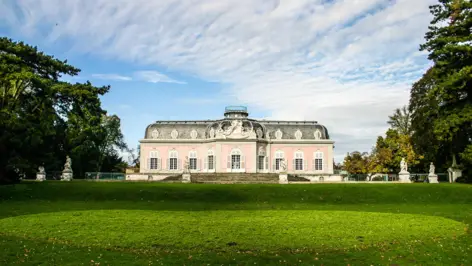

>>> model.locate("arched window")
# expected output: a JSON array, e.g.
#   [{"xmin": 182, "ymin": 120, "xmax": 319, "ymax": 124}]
[
  {"xmin": 314, "ymin": 151, "xmax": 324, "ymax": 171},
  {"xmin": 227, "ymin": 149, "xmax": 245, "ymax": 170},
  {"xmin": 205, "ymin": 150, "xmax": 215, "ymax": 170},
  {"xmin": 294, "ymin": 151, "xmax": 304, "ymax": 171},
  {"xmin": 274, "ymin": 150, "xmax": 284, "ymax": 171},
  {"xmin": 189, "ymin": 150, "xmax": 198, "ymax": 170},
  {"xmin": 148, "ymin": 151, "xmax": 161, "ymax": 170},
  {"xmin": 168, "ymin": 150, "xmax": 179, "ymax": 170}
]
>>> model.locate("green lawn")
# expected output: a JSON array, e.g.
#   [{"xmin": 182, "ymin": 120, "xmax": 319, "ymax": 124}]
[{"xmin": 0, "ymin": 182, "xmax": 471, "ymax": 265}]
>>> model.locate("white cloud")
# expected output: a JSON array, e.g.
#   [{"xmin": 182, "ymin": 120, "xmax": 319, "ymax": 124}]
[
  {"xmin": 1, "ymin": 0, "xmax": 437, "ymax": 162},
  {"xmin": 133, "ymin": 71, "xmax": 186, "ymax": 84},
  {"xmin": 91, "ymin": 74, "xmax": 132, "ymax": 81}
]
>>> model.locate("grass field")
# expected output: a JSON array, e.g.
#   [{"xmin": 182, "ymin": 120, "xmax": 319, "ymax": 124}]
[{"xmin": 1, "ymin": 182, "xmax": 471, "ymax": 265}]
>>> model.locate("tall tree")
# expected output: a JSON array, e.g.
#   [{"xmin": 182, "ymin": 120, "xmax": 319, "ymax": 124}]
[
  {"xmin": 387, "ymin": 105, "xmax": 412, "ymax": 136},
  {"xmin": 419, "ymin": 0, "xmax": 472, "ymax": 166},
  {"xmin": 0, "ymin": 37, "xmax": 119, "ymax": 183}
]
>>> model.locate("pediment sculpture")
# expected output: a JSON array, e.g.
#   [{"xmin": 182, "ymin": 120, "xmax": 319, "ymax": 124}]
[{"xmin": 215, "ymin": 120, "xmax": 256, "ymax": 139}]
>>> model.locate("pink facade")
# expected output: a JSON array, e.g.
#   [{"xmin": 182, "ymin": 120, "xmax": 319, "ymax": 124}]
[{"xmin": 139, "ymin": 106, "xmax": 335, "ymax": 175}]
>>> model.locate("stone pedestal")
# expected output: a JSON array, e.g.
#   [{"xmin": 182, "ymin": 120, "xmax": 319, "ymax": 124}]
[
  {"xmin": 36, "ymin": 173, "xmax": 46, "ymax": 182},
  {"xmin": 428, "ymin": 174, "xmax": 439, "ymax": 183},
  {"xmin": 61, "ymin": 171, "xmax": 73, "ymax": 181},
  {"xmin": 279, "ymin": 173, "xmax": 288, "ymax": 184},
  {"xmin": 182, "ymin": 173, "xmax": 191, "ymax": 183},
  {"xmin": 398, "ymin": 171, "xmax": 411, "ymax": 183},
  {"xmin": 448, "ymin": 169, "xmax": 462, "ymax": 183}
]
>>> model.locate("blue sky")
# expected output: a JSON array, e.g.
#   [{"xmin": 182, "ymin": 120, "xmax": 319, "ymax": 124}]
[{"xmin": 0, "ymin": 0, "xmax": 436, "ymax": 163}]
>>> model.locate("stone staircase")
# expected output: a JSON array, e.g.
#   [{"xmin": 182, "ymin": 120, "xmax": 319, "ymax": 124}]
[{"xmin": 189, "ymin": 173, "xmax": 279, "ymax": 184}]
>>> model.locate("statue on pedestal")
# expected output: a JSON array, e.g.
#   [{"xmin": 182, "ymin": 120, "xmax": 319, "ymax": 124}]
[
  {"xmin": 36, "ymin": 166, "xmax": 46, "ymax": 181},
  {"xmin": 398, "ymin": 157, "xmax": 411, "ymax": 183},
  {"xmin": 182, "ymin": 156, "xmax": 191, "ymax": 183},
  {"xmin": 183, "ymin": 156, "xmax": 190, "ymax": 173},
  {"xmin": 61, "ymin": 156, "xmax": 73, "ymax": 181},
  {"xmin": 428, "ymin": 162, "xmax": 439, "ymax": 183}
]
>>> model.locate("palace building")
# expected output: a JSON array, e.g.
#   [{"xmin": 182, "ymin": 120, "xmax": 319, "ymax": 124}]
[{"xmin": 139, "ymin": 106, "xmax": 334, "ymax": 176}]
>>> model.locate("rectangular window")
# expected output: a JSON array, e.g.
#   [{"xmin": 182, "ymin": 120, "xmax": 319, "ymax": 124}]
[
  {"xmin": 315, "ymin": 159, "xmax": 323, "ymax": 170},
  {"xmin": 231, "ymin": 155, "xmax": 241, "ymax": 169},
  {"xmin": 258, "ymin": 156, "xmax": 264, "ymax": 170},
  {"xmin": 208, "ymin": 156, "xmax": 214, "ymax": 170},
  {"xmin": 190, "ymin": 158, "xmax": 197, "ymax": 170},
  {"xmin": 150, "ymin": 158, "xmax": 158, "ymax": 169},
  {"xmin": 170, "ymin": 158, "xmax": 178, "ymax": 170},
  {"xmin": 295, "ymin": 158, "xmax": 303, "ymax": 170},
  {"xmin": 275, "ymin": 158, "xmax": 282, "ymax": 170}
]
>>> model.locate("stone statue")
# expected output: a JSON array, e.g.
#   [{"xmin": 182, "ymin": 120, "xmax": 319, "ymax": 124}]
[
  {"xmin": 38, "ymin": 166, "xmax": 45, "ymax": 174},
  {"xmin": 183, "ymin": 156, "xmax": 190, "ymax": 173},
  {"xmin": 63, "ymin": 156, "xmax": 72, "ymax": 172},
  {"xmin": 256, "ymin": 128, "xmax": 263, "ymax": 138},
  {"xmin": 429, "ymin": 162, "xmax": 435, "ymax": 175},
  {"xmin": 61, "ymin": 156, "xmax": 73, "ymax": 181},
  {"xmin": 280, "ymin": 159, "xmax": 287, "ymax": 171},
  {"xmin": 209, "ymin": 127, "xmax": 215, "ymax": 138},
  {"xmin": 400, "ymin": 157, "xmax": 408, "ymax": 173}
]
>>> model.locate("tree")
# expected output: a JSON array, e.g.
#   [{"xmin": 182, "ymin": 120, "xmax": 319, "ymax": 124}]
[
  {"xmin": 94, "ymin": 114, "xmax": 128, "ymax": 172},
  {"xmin": 419, "ymin": 0, "xmax": 472, "ymax": 166},
  {"xmin": 387, "ymin": 105, "xmax": 412, "ymax": 136},
  {"xmin": 343, "ymin": 151, "xmax": 370, "ymax": 174},
  {"xmin": 0, "ymin": 37, "xmax": 127, "ymax": 183}
]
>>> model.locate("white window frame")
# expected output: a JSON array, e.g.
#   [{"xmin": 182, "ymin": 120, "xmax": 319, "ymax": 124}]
[
  {"xmin": 168, "ymin": 150, "xmax": 179, "ymax": 171},
  {"xmin": 294, "ymin": 151, "xmax": 305, "ymax": 171},
  {"xmin": 148, "ymin": 151, "xmax": 161, "ymax": 171},
  {"xmin": 257, "ymin": 147, "xmax": 267, "ymax": 171},
  {"xmin": 205, "ymin": 150, "xmax": 215, "ymax": 171},
  {"xmin": 314, "ymin": 151, "xmax": 324, "ymax": 171},
  {"xmin": 274, "ymin": 151, "xmax": 284, "ymax": 172},
  {"xmin": 189, "ymin": 150, "xmax": 198, "ymax": 171},
  {"xmin": 227, "ymin": 149, "xmax": 245, "ymax": 172}
]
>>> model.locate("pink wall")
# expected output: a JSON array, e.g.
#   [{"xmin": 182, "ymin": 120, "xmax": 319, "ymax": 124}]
[
  {"xmin": 270, "ymin": 145, "xmax": 330, "ymax": 171},
  {"xmin": 220, "ymin": 143, "xmax": 255, "ymax": 171},
  {"xmin": 141, "ymin": 144, "xmax": 215, "ymax": 170},
  {"xmin": 140, "ymin": 142, "xmax": 332, "ymax": 173}
]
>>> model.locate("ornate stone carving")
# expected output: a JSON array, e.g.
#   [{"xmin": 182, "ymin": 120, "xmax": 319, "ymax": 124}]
[
  {"xmin": 256, "ymin": 128, "xmax": 263, "ymax": 138},
  {"xmin": 209, "ymin": 127, "xmax": 215, "ymax": 138},
  {"xmin": 314, "ymin": 129, "xmax": 322, "ymax": 140},
  {"xmin": 275, "ymin": 129, "xmax": 283, "ymax": 140},
  {"xmin": 171, "ymin": 129, "xmax": 179, "ymax": 139},
  {"xmin": 190, "ymin": 129, "xmax": 198, "ymax": 139},
  {"xmin": 151, "ymin": 129, "xmax": 159, "ymax": 139},
  {"xmin": 294, "ymin": 129, "xmax": 302, "ymax": 140},
  {"xmin": 215, "ymin": 120, "xmax": 256, "ymax": 139}
]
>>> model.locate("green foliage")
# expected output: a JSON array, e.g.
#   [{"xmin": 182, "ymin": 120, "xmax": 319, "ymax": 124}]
[
  {"xmin": 0, "ymin": 37, "xmax": 127, "ymax": 183},
  {"xmin": 387, "ymin": 105, "xmax": 412, "ymax": 136},
  {"xmin": 0, "ymin": 182, "xmax": 471, "ymax": 265},
  {"xmin": 342, "ymin": 151, "xmax": 370, "ymax": 174},
  {"xmin": 418, "ymin": 0, "xmax": 472, "ymax": 166}
]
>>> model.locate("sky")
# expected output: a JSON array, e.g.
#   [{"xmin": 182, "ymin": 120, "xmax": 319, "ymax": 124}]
[{"xmin": 0, "ymin": 0, "xmax": 436, "ymax": 163}]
